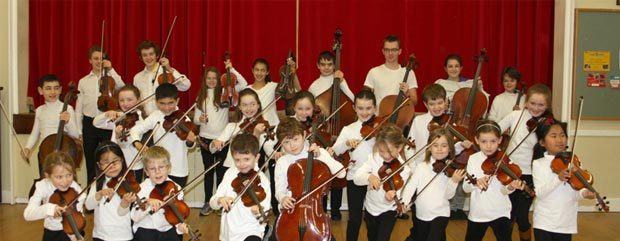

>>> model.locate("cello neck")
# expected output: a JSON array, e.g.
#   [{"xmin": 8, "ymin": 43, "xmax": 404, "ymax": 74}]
[
  {"xmin": 303, "ymin": 121, "xmax": 319, "ymax": 194},
  {"xmin": 463, "ymin": 49, "xmax": 486, "ymax": 121}
]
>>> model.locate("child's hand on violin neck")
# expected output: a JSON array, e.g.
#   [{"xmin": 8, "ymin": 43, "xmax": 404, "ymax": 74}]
[
  {"xmin": 558, "ymin": 168, "xmax": 571, "ymax": 182},
  {"xmin": 508, "ymin": 179, "xmax": 525, "ymax": 191},
  {"xmin": 384, "ymin": 190, "xmax": 397, "ymax": 201},
  {"xmin": 368, "ymin": 175, "xmax": 381, "ymax": 190},
  {"xmin": 218, "ymin": 197, "xmax": 233, "ymax": 212},
  {"xmin": 146, "ymin": 198, "xmax": 164, "ymax": 211},
  {"xmin": 476, "ymin": 176, "xmax": 490, "ymax": 190}
]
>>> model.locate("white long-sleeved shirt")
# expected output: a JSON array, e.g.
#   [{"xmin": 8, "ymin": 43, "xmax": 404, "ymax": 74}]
[
  {"xmin": 129, "ymin": 110, "xmax": 194, "ymax": 177},
  {"xmin": 93, "ymin": 110, "xmax": 145, "ymax": 170},
  {"xmin": 246, "ymin": 82, "xmax": 280, "ymax": 126},
  {"xmin": 353, "ymin": 153, "xmax": 412, "ymax": 216},
  {"xmin": 308, "ymin": 75, "xmax": 355, "ymax": 101},
  {"xmin": 211, "ymin": 121, "xmax": 267, "ymax": 168},
  {"xmin": 462, "ymin": 151, "xmax": 514, "ymax": 222},
  {"xmin": 434, "ymin": 78, "xmax": 489, "ymax": 103},
  {"xmin": 24, "ymin": 179, "xmax": 85, "ymax": 231},
  {"xmin": 532, "ymin": 153, "xmax": 587, "ymax": 234},
  {"xmin": 498, "ymin": 110, "xmax": 538, "ymax": 175},
  {"xmin": 133, "ymin": 66, "xmax": 191, "ymax": 116},
  {"xmin": 75, "ymin": 69, "xmax": 124, "ymax": 130},
  {"xmin": 274, "ymin": 145, "xmax": 345, "ymax": 206},
  {"xmin": 209, "ymin": 167, "xmax": 271, "ymax": 241},
  {"xmin": 404, "ymin": 112, "xmax": 465, "ymax": 168},
  {"xmin": 401, "ymin": 158, "xmax": 458, "ymax": 221},
  {"xmin": 364, "ymin": 64, "xmax": 418, "ymax": 114},
  {"xmin": 331, "ymin": 119, "xmax": 375, "ymax": 180},
  {"xmin": 193, "ymin": 89, "xmax": 231, "ymax": 140},
  {"xmin": 488, "ymin": 91, "xmax": 525, "ymax": 122},
  {"xmin": 26, "ymin": 100, "xmax": 80, "ymax": 149},
  {"xmin": 130, "ymin": 178, "xmax": 185, "ymax": 234},
  {"xmin": 84, "ymin": 177, "xmax": 133, "ymax": 240}
]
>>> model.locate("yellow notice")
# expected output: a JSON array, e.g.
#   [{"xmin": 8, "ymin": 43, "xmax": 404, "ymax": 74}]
[{"xmin": 583, "ymin": 51, "xmax": 610, "ymax": 72}]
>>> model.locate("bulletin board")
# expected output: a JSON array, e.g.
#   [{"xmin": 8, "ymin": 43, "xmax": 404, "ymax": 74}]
[{"xmin": 573, "ymin": 9, "xmax": 620, "ymax": 120}]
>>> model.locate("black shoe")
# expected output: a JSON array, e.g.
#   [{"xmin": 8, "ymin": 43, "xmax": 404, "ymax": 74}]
[
  {"xmin": 397, "ymin": 213, "xmax": 409, "ymax": 220},
  {"xmin": 331, "ymin": 211, "xmax": 342, "ymax": 221},
  {"xmin": 450, "ymin": 209, "xmax": 467, "ymax": 220}
]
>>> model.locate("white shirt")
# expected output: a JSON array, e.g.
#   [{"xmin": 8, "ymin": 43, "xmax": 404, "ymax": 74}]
[
  {"xmin": 434, "ymin": 78, "xmax": 489, "ymax": 102},
  {"xmin": 331, "ymin": 119, "xmax": 375, "ymax": 180},
  {"xmin": 85, "ymin": 177, "xmax": 133, "ymax": 240},
  {"xmin": 133, "ymin": 66, "xmax": 191, "ymax": 116},
  {"xmin": 401, "ymin": 158, "xmax": 458, "ymax": 221},
  {"xmin": 363, "ymin": 64, "xmax": 418, "ymax": 114},
  {"xmin": 533, "ymin": 153, "xmax": 586, "ymax": 234},
  {"xmin": 26, "ymin": 100, "xmax": 80, "ymax": 149},
  {"xmin": 462, "ymin": 151, "xmax": 514, "ymax": 222},
  {"xmin": 75, "ymin": 69, "xmax": 124, "ymax": 130},
  {"xmin": 498, "ymin": 110, "xmax": 537, "ymax": 175},
  {"xmin": 193, "ymin": 89, "xmax": 231, "ymax": 140},
  {"xmin": 488, "ymin": 91, "xmax": 525, "ymax": 122},
  {"xmin": 211, "ymin": 121, "xmax": 267, "ymax": 168},
  {"xmin": 24, "ymin": 179, "xmax": 85, "ymax": 231},
  {"xmin": 353, "ymin": 153, "xmax": 412, "ymax": 216},
  {"xmin": 308, "ymin": 75, "xmax": 355, "ymax": 101},
  {"xmin": 274, "ymin": 145, "xmax": 345, "ymax": 205},
  {"xmin": 404, "ymin": 112, "xmax": 465, "ymax": 168},
  {"xmin": 129, "ymin": 110, "xmax": 193, "ymax": 177},
  {"xmin": 209, "ymin": 167, "xmax": 271, "ymax": 241},
  {"xmin": 246, "ymin": 82, "xmax": 280, "ymax": 126},
  {"xmin": 130, "ymin": 178, "xmax": 185, "ymax": 234},
  {"xmin": 93, "ymin": 110, "xmax": 145, "ymax": 170}
]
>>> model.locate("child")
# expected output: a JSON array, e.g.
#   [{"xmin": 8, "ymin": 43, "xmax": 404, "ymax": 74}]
[
  {"xmin": 210, "ymin": 133, "xmax": 271, "ymax": 241},
  {"xmin": 363, "ymin": 35, "xmax": 418, "ymax": 112},
  {"xmin": 24, "ymin": 152, "xmax": 86, "ymax": 241},
  {"xmin": 93, "ymin": 84, "xmax": 145, "ymax": 181},
  {"xmin": 76, "ymin": 45, "xmax": 125, "ymax": 181},
  {"xmin": 194, "ymin": 63, "xmax": 247, "ymax": 216},
  {"xmin": 498, "ymin": 83, "xmax": 553, "ymax": 241},
  {"xmin": 462, "ymin": 120, "xmax": 524, "ymax": 241},
  {"xmin": 130, "ymin": 83, "xmax": 197, "ymax": 187},
  {"xmin": 328, "ymin": 89, "xmax": 377, "ymax": 241},
  {"xmin": 401, "ymin": 128, "xmax": 465, "ymax": 241},
  {"xmin": 532, "ymin": 120, "xmax": 595, "ymax": 241},
  {"xmin": 435, "ymin": 54, "xmax": 488, "ymax": 102},
  {"xmin": 85, "ymin": 141, "xmax": 137, "ymax": 241},
  {"xmin": 22, "ymin": 74, "xmax": 81, "ymax": 175},
  {"xmin": 273, "ymin": 118, "xmax": 346, "ymax": 237},
  {"xmin": 308, "ymin": 51, "xmax": 354, "ymax": 101},
  {"xmin": 132, "ymin": 40, "xmax": 191, "ymax": 116},
  {"xmin": 488, "ymin": 67, "xmax": 525, "ymax": 122},
  {"xmin": 353, "ymin": 124, "xmax": 412, "ymax": 241}
]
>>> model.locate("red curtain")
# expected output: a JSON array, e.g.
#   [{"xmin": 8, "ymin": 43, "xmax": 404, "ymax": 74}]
[{"xmin": 29, "ymin": 0, "xmax": 554, "ymax": 112}]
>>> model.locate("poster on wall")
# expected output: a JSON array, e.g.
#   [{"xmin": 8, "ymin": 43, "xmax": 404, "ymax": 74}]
[
  {"xmin": 583, "ymin": 50, "xmax": 611, "ymax": 72},
  {"xmin": 586, "ymin": 72, "xmax": 606, "ymax": 87},
  {"xmin": 610, "ymin": 75, "xmax": 620, "ymax": 89}
]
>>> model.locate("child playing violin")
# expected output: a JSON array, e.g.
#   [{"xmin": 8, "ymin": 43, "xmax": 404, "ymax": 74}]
[
  {"xmin": 401, "ymin": 128, "xmax": 465, "ymax": 241},
  {"xmin": 24, "ymin": 152, "xmax": 86, "ymax": 241},
  {"xmin": 353, "ymin": 124, "xmax": 412, "ymax": 241},
  {"xmin": 210, "ymin": 133, "xmax": 271, "ymax": 241},
  {"xmin": 130, "ymin": 146, "xmax": 190, "ymax": 241},
  {"xmin": 93, "ymin": 85, "xmax": 145, "ymax": 181},
  {"xmin": 85, "ymin": 141, "xmax": 137, "ymax": 241},
  {"xmin": 463, "ymin": 120, "xmax": 524, "ymax": 241},
  {"xmin": 532, "ymin": 120, "xmax": 595, "ymax": 241},
  {"xmin": 130, "ymin": 83, "xmax": 197, "ymax": 187}
]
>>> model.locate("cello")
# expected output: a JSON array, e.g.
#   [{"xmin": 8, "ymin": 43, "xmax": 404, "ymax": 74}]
[
  {"xmin": 378, "ymin": 54, "xmax": 417, "ymax": 131},
  {"xmin": 276, "ymin": 116, "xmax": 332, "ymax": 241}
]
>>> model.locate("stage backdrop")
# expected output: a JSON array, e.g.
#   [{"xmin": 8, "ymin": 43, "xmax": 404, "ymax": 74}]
[{"xmin": 29, "ymin": 0, "xmax": 554, "ymax": 112}]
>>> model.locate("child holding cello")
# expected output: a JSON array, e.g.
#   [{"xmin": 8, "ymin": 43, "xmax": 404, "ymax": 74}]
[{"xmin": 24, "ymin": 152, "xmax": 86, "ymax": 241}]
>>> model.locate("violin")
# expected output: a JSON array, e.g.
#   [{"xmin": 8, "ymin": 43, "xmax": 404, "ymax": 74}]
[
  {"xmin": 149, "ymin": 181, "xmax": 202, "ymax": 240},
  {"xmin": 427, "ymin": 113, "xmax": 452, "ymax": 132},
  {"xmin": 432, "ymin": 159, "xmax": 477, "ymax": 184},
  {"xmin": 451, "ymin": 49, "xmax": 489, "ymax": 142},
  {"xmin": 153, "ymin": 17, "xmax": 178, "ymax": 85},
  {"xmin": 231, "ymin": 170, "xmax": 270, "ymax": 223},
  {"xmin": 220, "ymin": 51, "xmax": 239, "ymax": 108},
  {"xmin": 240, "ymin": 115, "xmax": 275, "ymax": 140},
  {"xmin": 360, "ymin": 115, "xmax": 383, "ymax": 138},
  {"xmin": 105, "ymin": 170, "xmax": 145, "ymax": 206},
  {"xmin": 163, "ymin": 107, "xmax": 208, "ymax": 149},
  {"xmin": 157, "ymin": 60, "xmax": 175, "ymax": 85},
  {"xmin": 49, "ymin": 188, "xmax": 86, "ymax": 240},
  {"xmin": 378, "ymin": 54, "xmax": 417, "ymax": 130},
  {"xmin": 97, "ymin": 54, "xmax": 118, "ymax": 112},
  {"xmin": 276, "ymin": 115, "xmax": 332, "ymax": 241},
  {"xmin": 276, "ymin": 49, "xmax": 296, "ymax": 100},
  {"xmin": 480, "ymin": 150, "xmax": 535, "ymax": 197},
  {"xmin": 378, "ymin": 160, "xmax": 406, "ymax": 214},
  {"xmin": 116, "ymin": 111, "xmax": 140, "ymax": 142}
]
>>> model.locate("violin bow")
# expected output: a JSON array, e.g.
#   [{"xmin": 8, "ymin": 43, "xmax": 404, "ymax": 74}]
[
  {"xmin": 568, "ymin": 97, "xmax": 584, "ymax": 177},
  {"xmin": 0, "ymin": 97, "xmax": 31, "ymax": 164},
  {"xmin": 379, "ymin": 136, "xmax": 440, "ymax": 185},
  {"xmin": 153, "ymin": 103, "xmax": 197, "ymax": 146},
  {"xmin": 64, "ymin": 161, "xmax": 115, "ymax": 208},
  {"xmin": 99, "ymin": 20, "xmax": 105, "ymax": 80},
  {"xmin": 150, "ymin": 16, "xmax": 178, "ymax": 84},
  {"xmin": 154, "ymin": 160, "xmax": 222, "ymax": 210}
]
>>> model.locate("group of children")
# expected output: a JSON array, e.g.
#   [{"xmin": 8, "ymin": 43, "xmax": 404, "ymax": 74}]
[{"xmin": 22, "ymin": 34, "xmax": 596, "ymax": 241}]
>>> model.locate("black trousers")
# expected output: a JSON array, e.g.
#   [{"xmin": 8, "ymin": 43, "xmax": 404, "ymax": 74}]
[
  {"xmin": 83, "ymin": 116, "xmax": 112, "ymax": 181},
  {"xmin": 510, "ymin": 174, "xmax": 534, "ymax": 232},
  {"xmin": 133, "ymin": 169, "xmax": 144, "ymax": 183},
  {"xmin": 346, "ymin": 181, "xmax": 367, "ymax": 241},
  {"xmin": 42, "ymin": 229, "xmax": 70, "ymax": 241},
  {"xmin": 93, "ymin": 238, "xmax": 131, "ymax": 241},
  {"xmin": 411, "ymin": 216, "xmax": 449, "ymax": 241},
  {"xmin": 134, "ymin": 227, "xmax": 180, "ymax": 241},
  {"xmin": 534, "ymin": 228, "xmax": 572, "ymax": 241},
  {"xmin": 265, "ymin": 157, "xmax": 279, "ymax": 217},
  {"xmin": 199, "ymin": 138, "xmax": 228, "ymax": 203},
  {"xmin": 244, "ymin": 235, "xmax": 262, "ymax": 241},
  {"xmin": 364, "ymin": 210, "xmax": 397, "ymax": 241},
  {"xmin": 169, "ymin": 175, "xmax": 188, "ymax": 187},
  {"xmin": 322, "ymin": 188, "xmax": 343, "ymax": 215},
  {"xmin": 465, "ymin": 217, "xmax": 512, "ymax": 241}
]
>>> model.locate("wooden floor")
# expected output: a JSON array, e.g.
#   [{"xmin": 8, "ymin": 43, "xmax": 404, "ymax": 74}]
[{"xmin": 2, "ymin": 204, "xmax": 618, "ymax": 241}]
